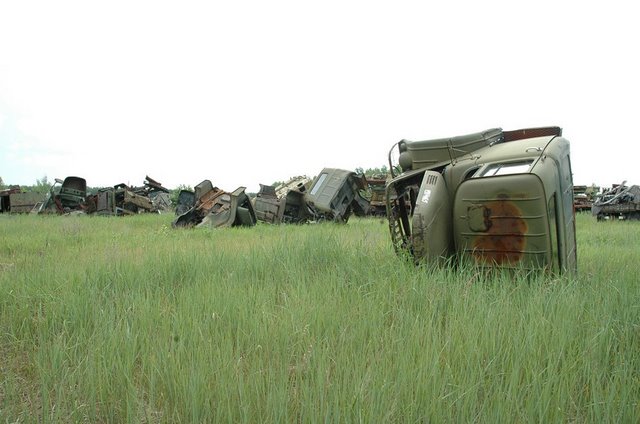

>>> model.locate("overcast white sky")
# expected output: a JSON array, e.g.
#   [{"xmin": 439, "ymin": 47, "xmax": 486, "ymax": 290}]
[{"xmin": 1, "ymin": 1, "xmax": 638, "ymax": 192}]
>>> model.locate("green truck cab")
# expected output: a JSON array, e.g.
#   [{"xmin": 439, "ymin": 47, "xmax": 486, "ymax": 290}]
[
  {"xmin": 306, "ymin": 168, "xmax": 370, "ymax": 222},
  {"xmin": 386, "ymin": 127, "xmax": 577, "ymax": 273}
]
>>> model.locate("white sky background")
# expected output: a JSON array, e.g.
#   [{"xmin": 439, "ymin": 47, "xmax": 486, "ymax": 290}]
[{"xmin": 0, "ymin": 1, "xmax": 638, "ymax": 192}]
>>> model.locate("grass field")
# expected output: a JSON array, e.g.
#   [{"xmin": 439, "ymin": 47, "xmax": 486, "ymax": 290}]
[{"xmin": 1, "ymin": 213, "xmax": 638, "ymax": 422}]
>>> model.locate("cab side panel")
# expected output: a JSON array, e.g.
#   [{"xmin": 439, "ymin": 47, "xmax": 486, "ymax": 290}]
[{"xmin": 454, "ymin": 174, "xmax": 551, "ymax": 269}]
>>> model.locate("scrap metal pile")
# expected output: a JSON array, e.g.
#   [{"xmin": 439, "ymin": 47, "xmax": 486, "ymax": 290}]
[
  {"xmin": 86, "ymin": 176, "xmax": 172, "ymax": 216},
  {"xmin": 28, "ymin": 175, "xmax": 172, "ymax": 216},
  {"xmin": 592, "ymin": 182, "xmax": 640, "ymax": 220},
  {"xmin": 173, "ymin": 167, "xmax": 371, "ymax": 228},
  {"xmin": 1, "ymin": 168, "xmax": 373, "ymax": 229}
]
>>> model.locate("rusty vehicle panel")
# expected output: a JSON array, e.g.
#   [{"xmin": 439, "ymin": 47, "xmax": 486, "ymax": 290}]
[
  {"xmin": 453, "ymin": 174, "xmax": 550, "ymax": 268},
  {"xmin": 386, "ymin": 126, "xmax": 577, "ymax": 273},
  {"xmin": 1, "ymin": 186, "xmax": 45, "ymax": 213},
  {"xmin": 172, "ymin": 180, "xmax": 256, "ymax": 228},
  {"xmin": 8, "ymin": 192, "xmax": 45, "ymax": 213}
]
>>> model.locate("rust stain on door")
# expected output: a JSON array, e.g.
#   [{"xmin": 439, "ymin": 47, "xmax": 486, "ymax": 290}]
[{"xmin": 471, "ymin": 196, "xmax": 528, "ymax": 265}]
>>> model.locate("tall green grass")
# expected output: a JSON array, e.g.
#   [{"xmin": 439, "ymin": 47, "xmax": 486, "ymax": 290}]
[{"xmin": 0, "ymin": 213, "xmax": 638, "ymax": 422}]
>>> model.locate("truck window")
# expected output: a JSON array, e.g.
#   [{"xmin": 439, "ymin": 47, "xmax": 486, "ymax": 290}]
[
  {"xmin": 310, "ymin": 173, "xmax": 328, "ymax": 196},
  {"xmin": 480, "ymin": 161, "xmax": 533, "ymax": 177}
]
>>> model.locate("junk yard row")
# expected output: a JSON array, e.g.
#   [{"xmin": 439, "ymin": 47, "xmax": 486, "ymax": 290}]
[
  {"xmin": 0, "ymin": 169, "xmax": 382, "ymax": 228},
  {"xmin": 2, "ymin": 126, "xmax": 638, "ymax": 273}
]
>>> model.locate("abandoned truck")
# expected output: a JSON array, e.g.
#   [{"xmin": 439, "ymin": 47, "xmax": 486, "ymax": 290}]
[
  {"xmin": 304, "ymin": 168, "xmax": 370, "ymax": 222},
  {"xmin": 172, "ymin": 180, "xmax": 256, "ymax": 228},
  {"xmin": 591, "ymin": 182, "xmax": 640, "ymax": 220},
  {"xmin": 253, "ymin": 168, "xmax": 370, "ymax": 224},
  {"xmin": 385, "ymin": 127, "xmax": 577, "ymax": 273}
]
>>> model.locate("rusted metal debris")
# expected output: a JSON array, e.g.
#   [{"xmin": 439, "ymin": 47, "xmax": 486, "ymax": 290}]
[
  {"xmin": 172, "ymin": 180, "xmax": 256, "ymax": 228},
  {"xmin": 572, "ymin": 185, "xmax": 600, "ymax": 212},
  {"xmin": 592, "ymin": 182, "xmax": 640, "ymax": 220},
  {"xmin": 29, "ymin": 175, "xmax": 172, "ymax": 216},
  {"xmin": 87, "ymin": 175, "xmax": 172, "ymax": 216},
  {"xmin": 365, "ymin": 175, "xmax": 388, "ymax": 217}
]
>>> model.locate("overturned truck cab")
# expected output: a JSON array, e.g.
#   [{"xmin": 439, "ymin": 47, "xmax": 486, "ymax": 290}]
[
  {"xmin": 305, "ymin": 168, "xmax": 370, "ymax": 223},
  {"xmin": 386, "ymin": 127, "xmax": 577, "ymax": 273}
]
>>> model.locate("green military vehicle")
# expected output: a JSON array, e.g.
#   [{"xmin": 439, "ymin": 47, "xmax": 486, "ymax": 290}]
[
  {"xmin": 385, "ymin": 127, "xmax": 577, "ymax": 273},
  {"xmin": 305, "ymin": 168, "xmax": 370, "ymax": 223}
]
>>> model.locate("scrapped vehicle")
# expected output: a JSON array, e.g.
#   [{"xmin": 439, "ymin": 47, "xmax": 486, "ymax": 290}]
[
  {"xmin": 172, "ymin": 180, "xmax": 256, "ymax": 228},
  {"xmin": 0, "ymin": 186, "xmax": 45, "ymax": 213},
  {"xmin": 90, "ymin": 176, "xmax": 171, "ymax": 215},
  {"xmin": 253, "ymin": 176, "xmax": 312, "ymax": 224},
  {"xmin": 305, "ymin": 168, "xmax": 370, "ymax": 222},
  {"xmin": 592, "ymin": 182, "xmax": 640, "ymax": 220},
  {"xmin": 365, "ymin": 175, "xmax": 388, "ymax": 217},
  {"xmin": 38, "ymin": 176, "xmax": 87, "ymax": 214},
  {"xmin": 386, "ymin": 127, "xmax": 577, "ymax": 273}
]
